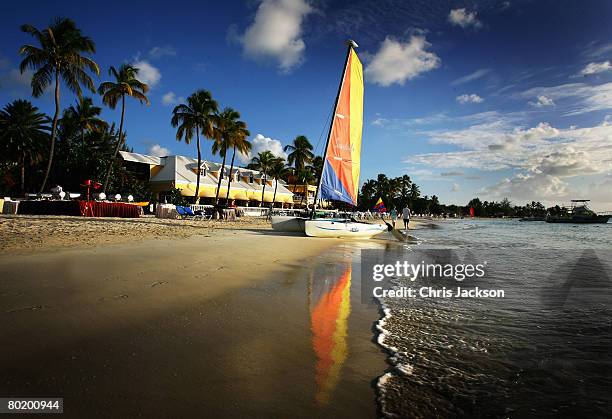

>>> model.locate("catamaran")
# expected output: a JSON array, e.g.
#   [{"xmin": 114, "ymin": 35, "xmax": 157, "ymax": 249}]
[{"xmin": 271, "ymin": 40, "xmax": 387, "ymax": 239}]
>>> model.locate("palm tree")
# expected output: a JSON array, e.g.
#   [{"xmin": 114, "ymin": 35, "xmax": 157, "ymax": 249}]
[
  {"xmin": 284, "ymin": 135, "xmax": 314, "ymax": 201},
  {"xmin": 284, "ymin": 135, "xmax": 314, "ymax": 173},
  {"xmin": 98, "ymin": 64, "xmax": 149, "ymax": 192},
  {"xmin": 398, "ymin": 175, "xmax": 411, "ymax": 208},
  {"xmin": 224, "ymin": 121, "xmax": 251, "ymax": 204},
  {"xmin": 310, "ymin": 155, "xmax": 324, "ymax": 179},
  {"xmin": 409, "ymin": 183, "xmax": 421, "ymax": 206},
  {"xmin": 211, "ymin": 107, "xmax": 242, "ymax": 204},
  {"xmin": 250, "ymin": 151, "xmax": 276, "ymax": 206},
  {"xmin": 297, "ymin": 168, "xmax": 316, "ymax": 206},
  {"xmin": 269, "ymin": 158, "xmax": 289, "ymax": 206},
  {"xmin": 170, "ymin": 90, "xmax": 218, "ymax": 202},
  {"xmin": 19, "ymin": 17, "xmax": 99, "ymax": 192},
  {"xmin": 64, "ymin": 97, "xmax": 108, "ymax": 149},
  {"xmin": 0, "ymin": 100, "xmax": 50, "ymax": 193}
]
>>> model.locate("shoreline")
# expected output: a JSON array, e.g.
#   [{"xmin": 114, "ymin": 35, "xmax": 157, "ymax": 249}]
[{"xmin": 0, "ymin": 214, "xmax": 439, "ymax": 255}]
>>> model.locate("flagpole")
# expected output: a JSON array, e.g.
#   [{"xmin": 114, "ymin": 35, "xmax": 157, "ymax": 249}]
[{"xmin": 311, "ymin": 40, "xmax": 358, "ymax": 219}]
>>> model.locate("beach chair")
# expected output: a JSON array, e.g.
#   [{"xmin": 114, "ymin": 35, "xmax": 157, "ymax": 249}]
[
  {"xmin": 175, "ymin": 205, "xmax": 200, "ymax": 220},
  {"xmin": 184, "ymin": 206, "xmax": 211, "ymax": 220}
]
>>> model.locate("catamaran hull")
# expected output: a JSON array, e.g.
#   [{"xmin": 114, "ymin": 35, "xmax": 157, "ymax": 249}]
[
  {"xmin": 545, "ymin": 215, "xmax": 610, "ymax": 224},
  {"xmin": 270, "ymin": 215, "xmax": 307, "ymax": 232},
  {"xmin": 304, "ymin": 219, "xmax": 387, "ymax": 238}
]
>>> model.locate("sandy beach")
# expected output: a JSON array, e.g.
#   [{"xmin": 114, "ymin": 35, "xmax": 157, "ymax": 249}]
[
  {"xmin": 0, "ymin": 214, "xmax": 432, "ymax": 255},
  {"xmin": 0, "ymin": 214, "xmax": 413, "ymax": 417}
]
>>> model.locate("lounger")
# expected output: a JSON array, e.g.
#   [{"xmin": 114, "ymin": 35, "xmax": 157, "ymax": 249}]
[
  {"xmin": 175, "ymin": 205, "xmax": 211, "ymax": 220},
  {"xmin": 184, "ymin": 206, "xmax": 212, "ymax": 220},
  {"xmin": 175, "ymin": 205, "xmax": 199, "ymax": 220}
]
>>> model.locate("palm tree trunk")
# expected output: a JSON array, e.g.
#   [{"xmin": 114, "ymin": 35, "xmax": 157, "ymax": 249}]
[
  {"xmin": 260, "ymin": 174, "xmax": 267, "ymax": 207},
  {"xmin": 300, "ymin": 181, "xmax": 307, "ymax": 205},
  {"xmin": 194, "ymin": 127, "xmax": 201, "ymax": 204},
  {"xmin": 20, "ymin": 151, "xmax": 25, "ymax": 194},
  {"xmin": 272, "ymin": 179, "xmax": 278, "ymax": 207},
  {"xmin": 225, "ymin": 145, "xmax": 237, "ymax": 204},
  {"xmin": 103, "ymin": 94, "xmax": 126, "ymax": 193},
  {"xmin": 214, "ymin": 142, "xmax": 227, "ymax": 204},
  {"xmin": 39, "ymin": 70, "xmax": 60, "ymax": 193}
]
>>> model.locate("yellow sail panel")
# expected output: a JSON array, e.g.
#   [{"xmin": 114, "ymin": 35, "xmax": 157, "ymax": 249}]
[{"xmin": 349, "ymin": 49, "xmax": 363, "ymax": 199}]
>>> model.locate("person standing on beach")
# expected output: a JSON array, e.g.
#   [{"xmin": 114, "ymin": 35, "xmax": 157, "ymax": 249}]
[
  {"xmin": 390, "ymin": 207, "xmax": 398, "ymax": 228},
  {"xmin": 402, "ymin": 206, "xmax": 411, "ymax": 231}
]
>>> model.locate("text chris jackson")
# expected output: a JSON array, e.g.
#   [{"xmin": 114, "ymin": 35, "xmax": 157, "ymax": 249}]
[{"xmin": 373, "ymin": 286, "xmax": 505, "ymax": 299}]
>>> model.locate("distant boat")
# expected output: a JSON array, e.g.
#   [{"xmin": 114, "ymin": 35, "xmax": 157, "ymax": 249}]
[
  {"xmin": 546, "ymin": 200, "xmax": 610, "ymax": 224},
  {"xmin": 519, "ymin": 216, "xmax": 546, "ymax": 222},
  {"xmin": 271, "ymin": 40, "xmax": 386, "ymax": 239}
]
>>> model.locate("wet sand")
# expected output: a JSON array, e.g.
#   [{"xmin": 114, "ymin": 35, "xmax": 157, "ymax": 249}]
[{"xmin": 0, "ymin": 218, "xmax": 389, "ymax": 417}]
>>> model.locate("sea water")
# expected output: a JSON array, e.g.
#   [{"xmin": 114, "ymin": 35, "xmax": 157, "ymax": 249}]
[{"xmin": 373, "ymin": 219, "xmax": 612, "ymax": 417}]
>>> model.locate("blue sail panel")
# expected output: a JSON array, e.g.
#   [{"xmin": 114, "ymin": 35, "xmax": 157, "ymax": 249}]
[{"xmin": 318, "ymin": 160, "xmax": 356, "ymax": 206}]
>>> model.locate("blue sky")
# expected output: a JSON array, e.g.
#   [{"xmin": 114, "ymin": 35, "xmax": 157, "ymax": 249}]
[{"xmin": 1, "ymin": 0, "xmax": 612, "ymax": 209}]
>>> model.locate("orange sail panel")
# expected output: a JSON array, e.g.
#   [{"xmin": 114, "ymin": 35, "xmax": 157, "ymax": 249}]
[{"xmin": 319, "ymin": 48, "xmax": 363, "ymax": 206}]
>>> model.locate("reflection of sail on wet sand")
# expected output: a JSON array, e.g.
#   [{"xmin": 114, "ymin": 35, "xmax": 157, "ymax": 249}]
[{"xmin": 310, "ymin": 265, "xmax": 351, "ymax": 406}]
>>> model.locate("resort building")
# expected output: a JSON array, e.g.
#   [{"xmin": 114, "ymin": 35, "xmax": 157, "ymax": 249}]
[
  {"xmin": 282, "ymin": 183, "xmax": 318, "ymax": 207},
  {"xmin": 119, "ymin": 151, "xmax": 295, "ymax": 206}
]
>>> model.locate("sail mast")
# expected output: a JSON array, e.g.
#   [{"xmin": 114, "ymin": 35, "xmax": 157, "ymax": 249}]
[{"xmin": 311, "ymin": 40, "xmax": 358, "ymax": 218}]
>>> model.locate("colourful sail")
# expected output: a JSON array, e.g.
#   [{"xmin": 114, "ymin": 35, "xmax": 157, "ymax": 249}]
[
  {"xmin": 318, "ymin": 46, "xmax": 363, "ymax": 206},
  {"xmin": 374, "ymin": 197, "xmax": 386, "ymax": 213}
]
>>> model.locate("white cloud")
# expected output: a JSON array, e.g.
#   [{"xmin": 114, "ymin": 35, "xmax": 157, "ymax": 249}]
[
  {"xmin": 406, "ymin": 118, "xmax": 612, "ymax": 204},
  {"xmin": 421, "ymin": 120, "xmax": 560, "ymax": 153},
  {"xmin": 148, "ymin": 144, "xmax": 171, "ymax": 157},
  {"xmin": 528, "ymin": 95, "xmax": 555, "ymax": 108},
  {"xmin": 371, "ymin": 117, "xmax": 389, "ymax": 127},
  {"xmin": 239, "ymin": 0, "xmax": 313, "ymax": 73},
  {"xmin": 364, "ymin": 36, "xmax": 440, "ymax": 86},
  {"xmin": 161, "ymin": 91, "xmax": 184, "ymax": 106},
  {"xmin": 483, "ymin": 172, "xmax": 569, "ymax": 201},
  {"xmin": 133, "ymin": 60, "xmax": 161, "ymax": 87},
  {"xmin": 456, "ymin": 93, "xmax": 484, "ymax": 104},
  {"xmin": 148, "ymin": 46, "xmax": 176, "ymax": 60},
  {"xmin": 451, "ymin": 183, "xmax": 460, "ymax": 192},
  {"xmin": 238, "ymin": 134, "xmax": 287, "ymax": 163},
  {"xmin": 0, "ymin": 68, "xmax": 32, "ymax": 88},
  {"xmin": 580, "ymin": 61, "xmax": 612, "ymax": 76},
  {"xmin": 583, "ymin": 42, "xmax": 612, "ymax": 59},
  {"xmin": 518, "ymin": 82, "xmax": 612, "ymax": 115},
  {"xmin": 448, "ymin": 8, "xmax": 482, "ymax": 29},
  {"xmin": 451, "ymin": 68, "xmax": 491, "ymax": 86}
]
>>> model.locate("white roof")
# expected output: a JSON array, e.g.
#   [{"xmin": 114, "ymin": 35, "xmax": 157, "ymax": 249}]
[{"xmin": 119, "ymin": 151, "xmax": 161, "ymax": 165}]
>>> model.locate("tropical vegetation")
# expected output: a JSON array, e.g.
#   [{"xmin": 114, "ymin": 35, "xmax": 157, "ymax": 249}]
[
  {"xmin": 18, "ymin": 17, "xmax": 99, "ymax": 192},
  {"xmin": 248, "ymin": 150, "xmax": 277, "ymax": 206},
  {"xmin": 98, "ymin": 64, "xmax": 149, "ymax": 192},
  {"xmin": 171, "ymin": 90, "xmax": 217, "ymax": 203},
  {"xmin": 0, "ymin": 100, "xmax": 50, "ymax": 193}
]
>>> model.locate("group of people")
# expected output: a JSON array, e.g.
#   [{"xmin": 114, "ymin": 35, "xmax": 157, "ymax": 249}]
[{"xmin": 389, "ymin": 206, "xmax": 411, "ymax": 231}]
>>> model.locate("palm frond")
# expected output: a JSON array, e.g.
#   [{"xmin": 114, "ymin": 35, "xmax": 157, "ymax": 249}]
[{"xmin": 30, "ymin": 65, "xmax": 53, "ymax": 97}]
